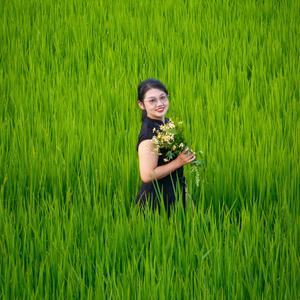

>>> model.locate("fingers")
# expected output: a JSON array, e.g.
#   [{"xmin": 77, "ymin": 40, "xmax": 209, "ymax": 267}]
[
  {"xmin": 188, "ymin": 154, "xmax": 196, "ymax": 162},
  {"xmin": 177, "ymin": 147, "xmax": 196, "ymax": 166},
  {"xmin": 180, "ymin": 152, "xmax": 196, "ymax": 163},
  {"xmin": 183, "ymin": 148, "xmax": 196, "ymax": 160},
  {"xmin": 183, "ymin": 147, "xmax": 192, "ymax": 156},
  {"xmin": 183, "ymin": 148, "xmax": 189, "ymax": 155}
]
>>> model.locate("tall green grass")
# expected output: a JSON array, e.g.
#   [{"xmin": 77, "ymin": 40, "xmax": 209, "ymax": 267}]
[{"xmin": 1, "ymin": 0, "xmax": 299, "ymax": 298}]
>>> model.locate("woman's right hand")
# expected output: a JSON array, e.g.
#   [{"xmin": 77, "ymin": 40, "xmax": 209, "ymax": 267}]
[{"xmin": 175, "ymin": 148, "xmax": 196, "ymax": 167}]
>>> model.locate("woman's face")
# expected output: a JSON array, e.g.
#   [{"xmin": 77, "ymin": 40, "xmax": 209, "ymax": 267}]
[{"xmin": 139, "ymin": 88, "xmax": 169, "ymax": 121}]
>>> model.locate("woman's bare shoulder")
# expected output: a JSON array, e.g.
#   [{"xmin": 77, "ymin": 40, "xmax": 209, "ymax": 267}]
[{"xmin": 138, "ymin": 139, "xmax": 154, "ymax": 153}]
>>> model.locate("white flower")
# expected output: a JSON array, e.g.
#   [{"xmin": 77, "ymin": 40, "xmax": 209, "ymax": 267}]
[{"xmin": 168, "ymin": 122, "xmax": 175, "ymax": 129}]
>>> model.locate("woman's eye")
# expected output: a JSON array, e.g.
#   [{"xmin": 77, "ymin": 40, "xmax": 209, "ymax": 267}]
[{"xmin": 150, "ymin": 99, "xmax": 156, "ymax": 105}]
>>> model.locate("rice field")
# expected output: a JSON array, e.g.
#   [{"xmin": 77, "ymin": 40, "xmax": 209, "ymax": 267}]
[{"xmin": 0, "ymin": 0, "xmax": 299, "ymax": 298}]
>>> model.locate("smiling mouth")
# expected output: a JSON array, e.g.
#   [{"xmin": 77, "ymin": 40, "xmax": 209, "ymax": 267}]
[{"xmin": 156, "ymin": 107, "xmax": 165, "ymax": 112}]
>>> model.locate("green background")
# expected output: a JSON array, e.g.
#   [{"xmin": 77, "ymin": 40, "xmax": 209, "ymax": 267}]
[{"xmin": 1, "ymin": 0, "xmax": 299, "ymax": 298}]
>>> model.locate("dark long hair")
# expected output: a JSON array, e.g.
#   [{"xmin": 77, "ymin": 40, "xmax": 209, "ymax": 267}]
[{"xmin": 137, "ymin": 78, "xmax": 169, "ymax": 121}]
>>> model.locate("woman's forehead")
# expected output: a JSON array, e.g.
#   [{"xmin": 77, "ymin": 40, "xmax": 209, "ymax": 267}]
[{"xmin": 144, "ymin": 88, "xmax": 166, "ymax": 99}]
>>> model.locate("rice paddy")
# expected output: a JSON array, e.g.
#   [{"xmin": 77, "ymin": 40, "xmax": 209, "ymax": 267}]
[{"xmin": 0, "ymin": 0, "xmax": 299, "ymax": 298}]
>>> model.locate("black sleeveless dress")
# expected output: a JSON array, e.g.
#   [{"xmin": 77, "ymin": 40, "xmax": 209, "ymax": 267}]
[{"xmin": 136, "ymin": 116, "xmax": 187, "ymax": 214}]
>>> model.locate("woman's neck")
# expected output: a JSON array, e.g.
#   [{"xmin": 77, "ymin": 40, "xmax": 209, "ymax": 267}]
[{"xmin": 146, "ymin": 114, "xmax": 165, "ymax": 123}]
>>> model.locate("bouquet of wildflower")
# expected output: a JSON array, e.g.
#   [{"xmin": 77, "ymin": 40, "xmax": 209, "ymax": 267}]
[{"xmin": 152, "ymin": 119, "xmax": 205, "ymax": 187}]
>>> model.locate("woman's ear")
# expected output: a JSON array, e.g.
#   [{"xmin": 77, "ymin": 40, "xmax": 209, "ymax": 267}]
[{"xmin": 138, "ymin": 100, "xmax": 145, "ymax": 110}]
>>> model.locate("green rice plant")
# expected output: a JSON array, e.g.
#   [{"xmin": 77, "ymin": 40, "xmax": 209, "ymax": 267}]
[{"xmin": 0, "ymin": 0, "xmax": 299, "ymax": 298}]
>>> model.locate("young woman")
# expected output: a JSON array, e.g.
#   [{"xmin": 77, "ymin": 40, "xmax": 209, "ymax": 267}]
[{"xmin": 136, "ymin": 78, "xmax": 196, "ymax": 214}]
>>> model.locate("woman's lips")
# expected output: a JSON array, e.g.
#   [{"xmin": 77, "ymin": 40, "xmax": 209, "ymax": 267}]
[{"xmin": 156, "ymin": 107, "xmax": 165, "ymax": 112}]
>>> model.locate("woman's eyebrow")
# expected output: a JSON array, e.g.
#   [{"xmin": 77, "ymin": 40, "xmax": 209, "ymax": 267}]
[{"xmin": 146, "ymin": 93, "xmax": 165, "ymax": 99}]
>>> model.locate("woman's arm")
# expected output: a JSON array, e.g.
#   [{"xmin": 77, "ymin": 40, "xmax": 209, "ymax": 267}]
[{"xmin": 138, "ymin": 139, "xmax": 195, "ymax": 183}]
